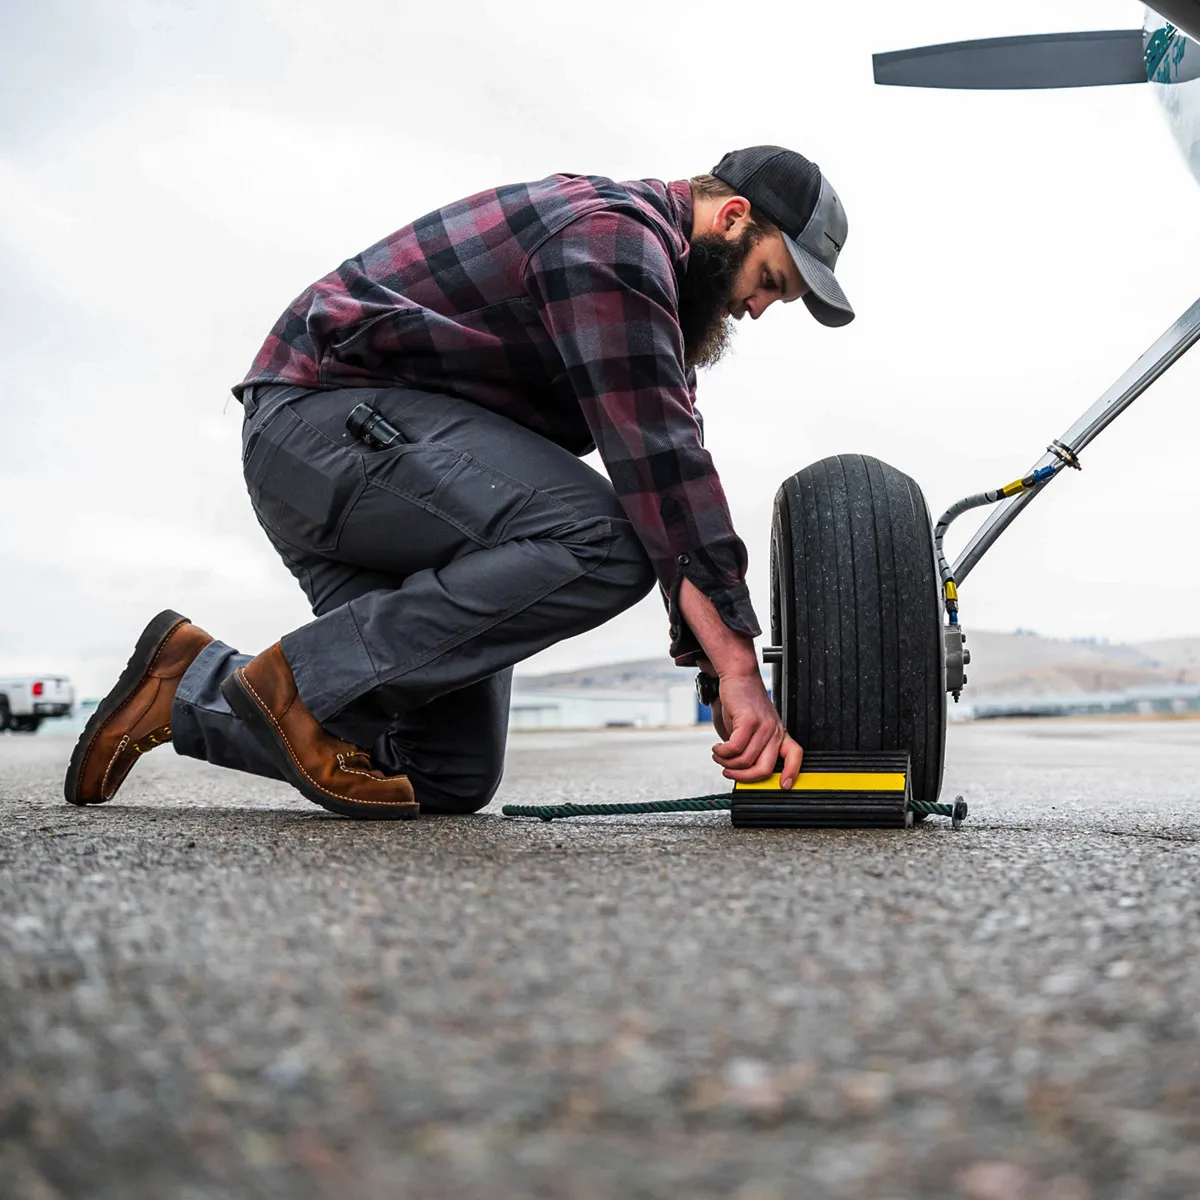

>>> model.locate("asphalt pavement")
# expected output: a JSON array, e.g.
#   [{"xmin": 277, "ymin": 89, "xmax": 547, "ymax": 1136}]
[{"xmin": 3, "ymin": 717, "xmax": 1200, "ymax": 1200}]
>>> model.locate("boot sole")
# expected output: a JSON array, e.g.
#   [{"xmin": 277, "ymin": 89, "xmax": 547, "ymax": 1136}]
[
  {"xmin": 64, "ymin": 609, "xmax": 190, "ymax": 806},
  {"xmin": 219, "ymin": 670, "xmax": 419, "ymax": 821}
]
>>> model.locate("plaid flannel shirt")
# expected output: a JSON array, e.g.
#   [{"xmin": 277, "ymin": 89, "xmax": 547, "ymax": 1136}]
[{"xmin": 235, "ymin": 173, "xmax": 761, "ymax": 661}]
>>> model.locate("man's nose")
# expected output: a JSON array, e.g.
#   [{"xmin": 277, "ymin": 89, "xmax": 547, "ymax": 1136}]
[{"xmin": 747, "ymin": 293, "xmax": 777, "ymax": 321}]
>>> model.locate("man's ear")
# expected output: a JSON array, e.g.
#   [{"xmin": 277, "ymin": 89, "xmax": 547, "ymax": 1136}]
[{"xmin": 712, "ymin": 195, "xmax": 752, "ymax": 234}]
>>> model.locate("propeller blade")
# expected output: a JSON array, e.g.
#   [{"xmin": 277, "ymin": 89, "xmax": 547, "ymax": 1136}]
[
  {"xmin": 873, "ymin": 30, "xmax": 1147, "ymax": 90},
  {"xmin": 1147, "ymin": 1, "xmax": 1200, "ymax": 47}
]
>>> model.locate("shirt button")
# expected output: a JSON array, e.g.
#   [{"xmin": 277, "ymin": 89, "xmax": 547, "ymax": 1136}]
[{"xmin": 677, "ymin": 554, "xmax": 690, "ymax": 566}]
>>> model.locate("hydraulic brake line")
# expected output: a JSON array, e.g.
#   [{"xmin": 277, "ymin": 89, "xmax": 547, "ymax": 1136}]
[
  {"xmin": 950, "ymin": 293, "xmax": 1200, "ymax": 586},
  {"xmin": 933, "ymin": 463, "xmax": 1060, "ymax": 624}
]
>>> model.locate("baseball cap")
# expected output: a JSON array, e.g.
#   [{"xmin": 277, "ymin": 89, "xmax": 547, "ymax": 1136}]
[{"xmin": 711, "ymin": 145, "xmax": 854, "ymax": 327}]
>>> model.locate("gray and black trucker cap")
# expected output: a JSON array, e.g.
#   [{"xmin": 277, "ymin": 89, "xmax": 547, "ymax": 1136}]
[{"xmin": 711, "ymin": 145, "xmax": 854, "ymax": 327}]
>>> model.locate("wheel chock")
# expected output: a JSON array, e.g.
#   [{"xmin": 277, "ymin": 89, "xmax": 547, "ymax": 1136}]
[
  {"xmin": 501, "ymin": 750, "xmax": 965, "ymax": 828},
  {"xmin": 731, "ymin": 750, "xmax": 912, "ymax": 829}
]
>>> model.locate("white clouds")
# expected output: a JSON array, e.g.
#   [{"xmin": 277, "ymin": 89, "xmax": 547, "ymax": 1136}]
[
  {"xmin": 0, "ymin": 158, "xmax": 77, "ymax": 244},
  {"xmin": 3, "ymin": 0, "xmax": 1199, "ymax": 695}
]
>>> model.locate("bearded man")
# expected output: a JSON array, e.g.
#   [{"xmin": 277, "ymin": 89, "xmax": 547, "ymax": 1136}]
[{"xmin": 65, "ymin": 145, "xmax": 854, "ymax": 820}]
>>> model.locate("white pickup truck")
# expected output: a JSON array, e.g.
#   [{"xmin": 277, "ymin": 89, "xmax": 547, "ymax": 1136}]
[{"xmin": 0, "ymin": 675, "xmax": 75, "ymax": 732}]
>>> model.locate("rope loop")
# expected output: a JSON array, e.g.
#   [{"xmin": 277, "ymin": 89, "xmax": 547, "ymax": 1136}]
[{"xmin": 502, "ymin": 795, "xmax": 732, "ymax": 822}]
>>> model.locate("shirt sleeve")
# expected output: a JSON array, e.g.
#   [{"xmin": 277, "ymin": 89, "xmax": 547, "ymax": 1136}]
[
  {"xmin": 523, "ymin": 208, "xmax": 761, "ymax": 663},
  {"xmin": 686, "ymin": 368, "xmax": 705, "ymax": 446}
]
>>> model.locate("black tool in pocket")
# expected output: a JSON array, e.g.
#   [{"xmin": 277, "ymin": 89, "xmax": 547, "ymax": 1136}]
[
  {"xmin": 346, "ymin": 403, "xmax": 406, "ymax": 449},
  {"xmin": 343, "ymin": 402, "xmax": 537, "ymax": 552}
]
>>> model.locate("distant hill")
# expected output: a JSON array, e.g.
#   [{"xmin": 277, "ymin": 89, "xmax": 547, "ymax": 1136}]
[
  {"xmin": 965, "ymin": 631, "xmax": 1200, "ymax": 695},
  {"xmin": 517, "ymin": 632, "xmax": 1200, "ymax": 698},
  {"xmin": 1135, "ymin": 637, "xmax": 1200, "ymax": 672}
]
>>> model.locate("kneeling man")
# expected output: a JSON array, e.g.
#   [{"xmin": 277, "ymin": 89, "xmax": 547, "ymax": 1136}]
[{"xmin": 65, "ymin": 145, "xmax": 854, "ymax": 819}]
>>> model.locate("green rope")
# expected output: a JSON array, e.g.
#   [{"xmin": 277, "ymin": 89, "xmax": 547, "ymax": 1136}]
[
  {"xmin": 502, "ymin": 793, "xmax": 967, "ymax": 823},
  {"xmin": 502, "ymin": 794, "xmax": 733, "ymax": 820}
]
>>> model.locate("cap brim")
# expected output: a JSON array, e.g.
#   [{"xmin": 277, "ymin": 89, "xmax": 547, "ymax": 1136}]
[{"xmin": 782, "ymin": 232, "xmax": 855, "ymax": 328}]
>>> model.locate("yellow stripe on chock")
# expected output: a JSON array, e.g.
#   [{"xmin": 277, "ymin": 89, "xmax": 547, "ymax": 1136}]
[{"xmin": 734, "ymin": 772, "xmax": 907, "ymax": 793}]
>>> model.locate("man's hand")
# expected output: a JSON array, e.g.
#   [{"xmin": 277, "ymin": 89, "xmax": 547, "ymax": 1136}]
[
  {"xmin": 681, "ymin": 571, "xmax": 805, "ymax": 790},
  {"xmin": 708, "ymin": 667, "xmax": 803, "ymax": 788},
  {"xmin": 709, "ymin": 695, "xmax": 730, "ymax": 742}
]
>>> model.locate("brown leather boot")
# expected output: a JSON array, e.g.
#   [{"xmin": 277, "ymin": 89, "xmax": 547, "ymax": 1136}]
[
  {"xmin": 65, "ymin": 610, "xmax": 214, "ymax": 806},
  {"xmin": 220, "ymin": 644, "xmax": 418, "ymax": 820}
]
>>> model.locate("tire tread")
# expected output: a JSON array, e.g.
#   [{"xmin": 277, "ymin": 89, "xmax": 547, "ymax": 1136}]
[{"xmin": 771, "ymin": 455, "xmax": 945, "ymax": 804}]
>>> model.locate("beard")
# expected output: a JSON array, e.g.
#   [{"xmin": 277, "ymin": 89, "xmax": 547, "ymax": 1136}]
[{"xmin": 678, "ymin": 226, "xmax": 760, "ymax": 372}]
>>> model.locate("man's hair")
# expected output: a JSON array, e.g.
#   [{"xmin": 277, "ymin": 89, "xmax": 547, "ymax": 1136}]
[{"xmin": 689, "ymin": 174, "xmax": 779, "ymax": 236}]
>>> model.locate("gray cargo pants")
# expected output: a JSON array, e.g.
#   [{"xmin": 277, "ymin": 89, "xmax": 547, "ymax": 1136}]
[{"xmin": 170, "ymin": 384, "xmax": 656, "ymax": 813}]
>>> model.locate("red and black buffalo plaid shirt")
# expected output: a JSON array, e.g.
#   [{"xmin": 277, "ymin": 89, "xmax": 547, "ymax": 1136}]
[{"xmin": 235, "ymin": 173, "xmax": 760, "ymax": 662}]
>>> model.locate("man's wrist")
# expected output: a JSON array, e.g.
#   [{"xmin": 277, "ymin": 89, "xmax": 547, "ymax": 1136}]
[
  {"xmin": 706, "ymin": 638, "xmax": 759, "ymax": 681},
  {"xmin": 677, "ymin": 578, "xmax": 759, "ymax": 680}
]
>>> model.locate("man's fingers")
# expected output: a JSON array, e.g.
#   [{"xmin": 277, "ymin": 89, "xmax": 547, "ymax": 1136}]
[
  {"xmin": 717, "ymin": 731, "xmax": 805, "ymax": 786},
  {"xmin": 714, "ymin": 722, "xmax": 774, "ymax": 772},
  {"xmin": 719, "ymin": 744, "xmax": 782, "ymax": 782},
  {"xmin": 710, "ymin": 700, "xmax": 730, "ymax": 742},
  {"xmin": 779, "ymin": 737, "xmax": 804, "ymax": 789},
  {"xmin": 712, "ymin": 716, "xmax": 753, "ymax": 760},
  {"xmin": 717, "ymin": 725, "xmax": 783, "ymax": 779},
  {"xmin": 710, "ymin": 696, "xmax": 729, "ymax": 739}
]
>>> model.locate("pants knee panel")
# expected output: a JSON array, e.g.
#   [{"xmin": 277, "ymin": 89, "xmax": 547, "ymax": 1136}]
[{"xmin": 413, "ymin": 761, "xmax": 504, "ymax": 815}]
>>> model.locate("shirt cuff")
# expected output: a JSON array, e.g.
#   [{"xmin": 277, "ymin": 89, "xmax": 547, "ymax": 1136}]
[{"xmin": 664, "ymin": 554, "xmax": 761, "ymax": 666}]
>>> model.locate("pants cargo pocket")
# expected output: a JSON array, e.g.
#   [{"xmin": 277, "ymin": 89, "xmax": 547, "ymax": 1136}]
[
  {"xmin": 363, "ymin": 443, "xmax": 536, "ymax": 548},
  {"xmin": 243, "ymin": 406, "xmax": 367, "ymax": 553}
]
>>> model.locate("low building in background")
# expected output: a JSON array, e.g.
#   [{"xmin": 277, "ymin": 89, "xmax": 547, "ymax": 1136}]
[
  {"xmin": 965, "ymin": 682, "xmax": 1200, "ymax": 720},
  {"xmin": 511, "ymin": 658, "xmax": 707, "ymax": 730},
  {"xmin": 510, "ymin": 685, "xmax": 698, "ymax": 730}
]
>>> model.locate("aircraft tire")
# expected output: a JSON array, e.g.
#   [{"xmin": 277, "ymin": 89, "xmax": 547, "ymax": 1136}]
[{"xmin": 771, "ymin": 454, "xmax": 946, "ymax": 807}]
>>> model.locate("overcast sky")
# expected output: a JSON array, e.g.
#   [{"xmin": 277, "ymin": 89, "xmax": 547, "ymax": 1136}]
[{"xmin": 4, "ymin": 0, "xmax": 1200, "ymax": 697}]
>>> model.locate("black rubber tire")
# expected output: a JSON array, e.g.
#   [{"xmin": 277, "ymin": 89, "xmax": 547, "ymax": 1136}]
[
  {"xmin": 0, "ymin": 698, "xmax": 10, "ymax": 732},
  {"xmin": 13, "ymin": 716, "xmax": 41, "ymax": 733},
  {"xmin": 771, "ymin": 454, "xmax": 946, "ymax": 806}
]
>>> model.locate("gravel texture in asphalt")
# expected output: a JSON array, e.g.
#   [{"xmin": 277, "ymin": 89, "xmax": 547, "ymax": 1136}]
[{"xmin": 3, "ymin": 718, "xmax": 1200, "ymax": 1199}]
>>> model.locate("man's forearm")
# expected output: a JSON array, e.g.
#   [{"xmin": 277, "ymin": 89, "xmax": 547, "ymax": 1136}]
[{"xmin": 678, "ymin": 577, "xmax": 759, "ymax": 678}]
